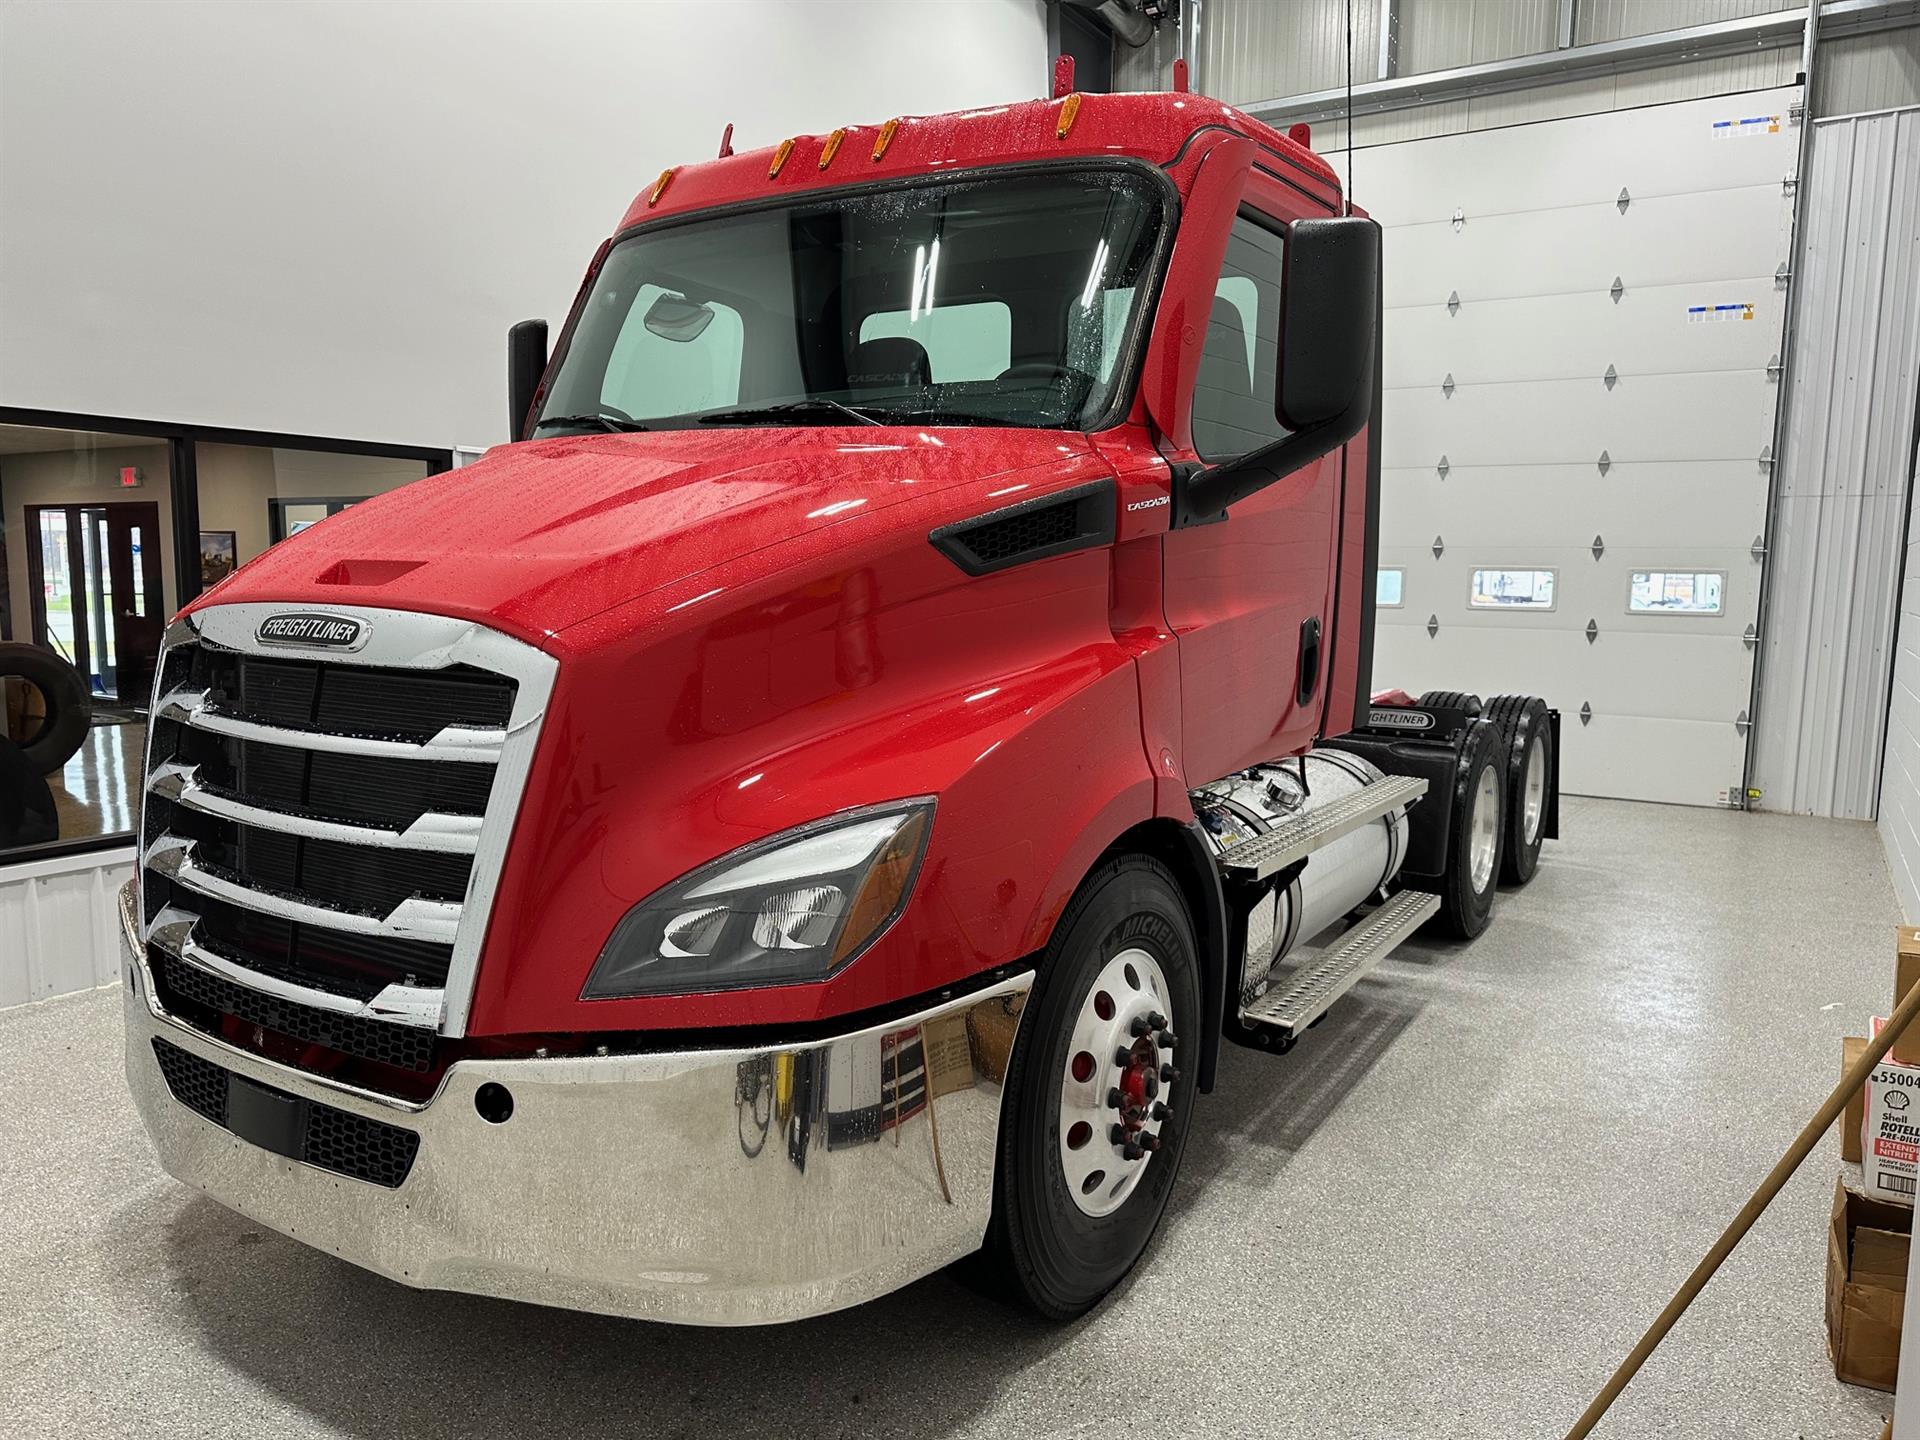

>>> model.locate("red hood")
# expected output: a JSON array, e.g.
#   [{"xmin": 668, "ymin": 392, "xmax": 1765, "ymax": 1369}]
[{"xmin": 194, "ymin": 427, "xmax": 1093, "ymax": 644}]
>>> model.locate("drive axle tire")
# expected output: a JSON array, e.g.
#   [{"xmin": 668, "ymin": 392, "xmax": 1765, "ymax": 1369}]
[
  {"xmin": 0, "ymin": 643, "xmax": 91, "ymax": 776},
  {"xmin": 1417, "ymin": 689, "xmax": 1483, "ymax": 718},
  {"xmin": 979, "ymin": 853, "xmax": 1200, "ymax": 1320},
  {"xmin": 1484, "ymin": 693, "xmax": 1552, "ymax": 886},
  {"xmin": 1408, "ymin": 718, "xmax": 1504, "ymax": 940}
]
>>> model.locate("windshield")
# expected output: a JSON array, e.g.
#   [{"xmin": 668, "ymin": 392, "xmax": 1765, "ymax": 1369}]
[{"xmin": 535, "ymin": 168, "xmax": 1166, "ymax": 435}]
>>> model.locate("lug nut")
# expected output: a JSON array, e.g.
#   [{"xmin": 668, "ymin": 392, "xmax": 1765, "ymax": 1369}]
[
  {"xmin": 1147, "ymin": 1011, "xmax": 1167, "ymax": 1029},
  {"xmin": 1130, "ymin": 1015, "xmax": 1153, "ymax": 1038},
  {"xmin": 1143, "ymin": 1074, "xmax": 1159, "ymax": 1100},
  {"xmin": 1122, "ymin": 1141, "xmax": 1145, "ymax": 1161},
  {"xmin": 1137, "ymin": 1132, "xmax": 1162, "ymax": 1153},
  {"xmin": 1107, "ymin": 1087, "xmax": 1124, "ymax": 1109},
  {"xmin": 1157, "ymin": 1030, "xmax": 1177, "ymax": 1048},
  {"xmin": 1151, "ymin": 1101, "xmax": 1169, "ymax": 1121},
  {"xmin": 1115, "ymin": 1047, "xmax": 1134, "ymax": 1067},
  {"xmin": 1160, "ymin": 1064, "xmax": 1180, "ymax": 1084},
  {"xmin": 1110, "ymin": 1124, "xmax": 1129, "ymax": 1146}
]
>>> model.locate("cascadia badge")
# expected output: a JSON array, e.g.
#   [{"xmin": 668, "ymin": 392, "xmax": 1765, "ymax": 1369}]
[{"xmin": 257, "ymin": 612, "xmax": 366, "ymax": 650}]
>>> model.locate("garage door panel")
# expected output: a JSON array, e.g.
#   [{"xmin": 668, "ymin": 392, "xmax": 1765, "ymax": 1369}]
[
  {"xmin": 1354, "ymin": 89, "xmax": 1799, "ymax": 224},
  {"xmin": 1383, "ymin": 286, "xmax": 1786, "ymax": 390},
  {"xmin": 1371, "ymin": 608, "xmax": 1749, "ymax": 717},
  {"xmin": 1367, "ymin": 88, "xmax": 1793, "ymax": 805},
  {"xmin": 1380, "ymin": 545, "xmax": 1759, "ymax": 636},
  {"xmin": 1383, "ymin": 370, "xmax": 1778, "ymax": 470},
  {"xmin": 1558, "ymin": 716, "xmax": 1748, "ymax": 806},
  {"xmin": 1377, "ymin": 473, "xmax": 1768, "ymax": 555},
  {"xmin": 1382, "ymin": 187, "xmax": 1789, "ymax": 308}
]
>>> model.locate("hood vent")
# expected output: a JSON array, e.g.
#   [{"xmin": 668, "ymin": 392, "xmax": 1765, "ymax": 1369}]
[{"xmin": 930, "ymin": 478, "xmax": 1116, "ymax": 576}]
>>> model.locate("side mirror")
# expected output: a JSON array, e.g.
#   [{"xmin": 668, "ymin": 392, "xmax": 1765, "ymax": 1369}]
[
  {"xmin": 1279, "ymin": 217, "xmax": 1380, "ymax": 430},
  {"xmin": 1180, "ymin": 215, "xmax": 1381, "ymax": 521},
  {"xmin": 507, "ymin": 319, "xmax": 549, "ymax": 441}
]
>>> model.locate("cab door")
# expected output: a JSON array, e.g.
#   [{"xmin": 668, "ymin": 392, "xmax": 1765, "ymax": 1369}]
[{"xmin": 1163, "ymin": 200, "xmax": 1345, "ymax": 782}]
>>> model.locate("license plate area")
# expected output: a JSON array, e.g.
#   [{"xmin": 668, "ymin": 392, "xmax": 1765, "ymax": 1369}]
[{"xmin": 225, "ymin": 1075, "xmax": 309, "ymax": 1160}]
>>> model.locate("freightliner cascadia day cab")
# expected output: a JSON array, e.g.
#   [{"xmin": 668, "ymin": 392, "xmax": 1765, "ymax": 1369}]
[{"xmin": 121, "ymin": 81, "xmax": 1559, "ymax": 1324}]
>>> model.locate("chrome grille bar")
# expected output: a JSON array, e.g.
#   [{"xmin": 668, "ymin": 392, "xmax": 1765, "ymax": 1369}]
[
  {"xmin": 148, "ymin": 761, "xmax": 483, "ymax": 854},
  {"xmin": 154, "ymin": 685, "xmax": 506, "ymax": 763},
  {"xmin": 147, "ymin": 906, "xmax": 442, "ymax": 1028},
  {"xmin": 144, "ymin": 836, "xmax": 463, "ymax": 944}
]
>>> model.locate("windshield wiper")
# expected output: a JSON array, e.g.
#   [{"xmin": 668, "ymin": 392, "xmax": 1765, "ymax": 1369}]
[
  {"xmin": 697, "ymin": 399, "xmax": 885, "ymax": 428},
  {"xmin": 533, "ymin": 414, "xmax": 651, "ymax": 434}
]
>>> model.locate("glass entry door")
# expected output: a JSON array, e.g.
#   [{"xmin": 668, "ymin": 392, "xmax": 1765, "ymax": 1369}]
[{"xmin": 27, "ymin": 500, "xmax": 164, "ymax": 706}]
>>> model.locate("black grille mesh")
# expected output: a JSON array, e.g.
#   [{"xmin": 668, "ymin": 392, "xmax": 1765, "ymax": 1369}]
[
  {"xmin": 190, "ymin": 647, "xmax": 515, "ymax": 740},
  {"xmin": 153, "ymin": 1037, "xmax": 228, "ymax": 1126},
  {"xmin": 304, "ymin": 1104, "xmax": 422, "ymax": 1189},
  {"xmin": 153, "ymin": 950, "xmax": 437, "ymax": 1072},
  {"xmin": 959, "ymin": 501, "xmax": 1078, "ymax": 564},
  {"xmin": 151, "ymin": 1038, "xmax": 421, "ymax": 1189}
]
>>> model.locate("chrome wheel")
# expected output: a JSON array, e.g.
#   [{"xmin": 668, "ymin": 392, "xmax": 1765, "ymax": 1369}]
[
  {"xmin": 1522, "ymin": 735, "xmax": 1547, "ymax": 844},
  {"xmin": 1058, "ymin": 947, "xmax": 1176, "ymax": 1218},
  {"xmin": 1468, "ymin": 763, "xmax": 1500, "ymax": 894}
]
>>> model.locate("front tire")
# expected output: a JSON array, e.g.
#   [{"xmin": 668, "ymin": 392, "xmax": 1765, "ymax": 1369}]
[{"xmin": 981, "ymin": 853, "xmax": 1200, "ymax": 1319}]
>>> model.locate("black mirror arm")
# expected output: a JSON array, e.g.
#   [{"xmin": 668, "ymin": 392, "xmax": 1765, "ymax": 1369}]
[{"xmin": 1171, "ymin": 394, "xmax": 1372, "ymax": 529}]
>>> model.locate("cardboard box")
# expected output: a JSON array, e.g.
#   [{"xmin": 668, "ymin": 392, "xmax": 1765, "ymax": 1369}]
[
  {"xmin": 1845, "ymin": 1035, "xmax": 1869, "ymax": 1165},
  {"xmin": 1865, "ymin": 1018, "xmax": 1920, "ymax": 1204},
  {"xmin": 1828, "ymin": 1176, "xmax": 1910, "ymax": 1392},
  {"xmin": 1898, "ymin": 928, "xmax": 1920, "ymax": 1065}
]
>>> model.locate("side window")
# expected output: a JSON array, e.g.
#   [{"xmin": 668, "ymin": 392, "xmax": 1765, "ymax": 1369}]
[
  {"xmin": 600, "ymin": 283, "xmax": 745, "ymax": 418},
  {"xmin": 859, "ymin": 300, "xmax": 1011, "ymax": 382},
  {"xmin": 1192, "ymin": 215, "xmax": 1288, "ymax": 465}
]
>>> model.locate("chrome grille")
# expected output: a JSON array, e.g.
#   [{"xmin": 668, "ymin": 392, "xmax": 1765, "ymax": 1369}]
[{"xmin": 138, "ymin": 603, "xmax": 558, "ymax": 1038}]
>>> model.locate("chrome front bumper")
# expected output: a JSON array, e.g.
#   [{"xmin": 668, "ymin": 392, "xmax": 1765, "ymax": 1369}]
[{"xmin": 118, "ymin": 884, "xmax": 1032, "ymax": 1325}]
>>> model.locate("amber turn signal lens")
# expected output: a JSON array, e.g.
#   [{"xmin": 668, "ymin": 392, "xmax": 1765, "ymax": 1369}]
[{"xmin": 832, "ymin": 807, "xmax": 930, "ymax": 965}]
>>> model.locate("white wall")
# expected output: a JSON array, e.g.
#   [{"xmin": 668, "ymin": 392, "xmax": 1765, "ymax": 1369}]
[
  {"xmin": 0, "ymin": 0, "xmax": 1047, "ymax": 453},
  {"xmin": 0, "ymin": 848, "xmax": 134, "ymax": 1010}
]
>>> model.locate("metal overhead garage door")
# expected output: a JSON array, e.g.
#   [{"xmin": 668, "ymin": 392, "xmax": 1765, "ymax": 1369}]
[{"xmin": 1360, "ymin": 88, "xmax": 1798, "ymax": 806}]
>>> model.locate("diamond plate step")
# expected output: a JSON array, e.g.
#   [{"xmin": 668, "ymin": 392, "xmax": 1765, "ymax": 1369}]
[
  {"xmin": 1214, "ymin": 775, "xmax": 1428, "ymax": 882},
  {"xmin": 1241, "ymin": 889, "xmax": 1440, "ymax": 1037}
]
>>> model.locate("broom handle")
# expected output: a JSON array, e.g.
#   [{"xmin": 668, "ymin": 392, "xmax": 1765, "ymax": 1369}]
[{"xmin": 1566, "ymin": 975, "xmax": 1920, "ymax": 1440}]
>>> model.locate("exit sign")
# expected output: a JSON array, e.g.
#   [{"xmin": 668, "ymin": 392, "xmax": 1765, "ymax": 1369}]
[{"xmin": 119, "ymin": 466, "xmax": 143, "ymax": 488}]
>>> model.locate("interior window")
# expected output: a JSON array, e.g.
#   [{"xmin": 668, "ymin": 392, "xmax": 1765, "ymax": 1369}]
[
  {"xmin": 860, "ymin": 300, "xmax": 1011, "ymax": 383},
  {"xmin": 600, "ymin": 283, "xmax": 745, "ymax": 418},
  {"xmin": 1191, "ymin": 215, "xmax": 1288, "ymax": 464}
]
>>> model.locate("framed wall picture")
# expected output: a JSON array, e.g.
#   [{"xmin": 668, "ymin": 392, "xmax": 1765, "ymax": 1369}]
[{"xmin": 198, "ymin": 530, "xmax": 238, "ymax": 587}]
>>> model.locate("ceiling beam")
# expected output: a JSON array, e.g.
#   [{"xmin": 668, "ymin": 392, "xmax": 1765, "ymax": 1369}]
[{"xmin": 1242, "ymin": 0, "xmax": 1920, "ymax": 125}]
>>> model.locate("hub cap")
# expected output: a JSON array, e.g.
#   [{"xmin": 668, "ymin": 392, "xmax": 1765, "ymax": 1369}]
[
  {"xmin": 1058, "ymin": 947, "xmax": 1175, "ymax": 1217},
  {"xmin": 1522, "ymin": 734, "xmax": 1547, "ymax": 844},
  {"xmin": 1468, "ymin": 762, "xmax": 1500, "ymax": 894}
]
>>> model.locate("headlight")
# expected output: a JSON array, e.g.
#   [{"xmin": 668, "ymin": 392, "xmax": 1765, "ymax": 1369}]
[{"xmin": 581, "ymin": 800, "xmax": 934, "ymax": 999}]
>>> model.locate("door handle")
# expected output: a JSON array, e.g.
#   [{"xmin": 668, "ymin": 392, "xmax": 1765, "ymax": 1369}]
[{"xmin": 1297, "ymin": 616, "xmax": 1322, "ymax": 706}]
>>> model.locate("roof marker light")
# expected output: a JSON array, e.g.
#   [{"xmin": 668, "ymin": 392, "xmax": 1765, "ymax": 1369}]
[
  {"xmin": 1172, "ymin": 57, "xmax": 1190, "ymax": 93},
  {"xmin": 1055, "ymin": 93, "xmax": 1082, "ymax": 140},
  {"xmin": 819, "ymin": 127, "xmax": 846, "ymax": 169},
  {"xmin": 718, "ymin": 122, "xmax": 735, "ymax": 158},
  {"xmin": 647, "ymin": 168, "xmax": 677, "ymax": 207},
  {"xmin": 1052, "ymin": 54, "xmax": 1075, "ymax": 99},
  {"xmin": 769, "ymin": 138, "xmax": 795, "ymax": 179},
  {"xmin": 872, "ymin": 118, "xmax": 900, "ymax": 161}
]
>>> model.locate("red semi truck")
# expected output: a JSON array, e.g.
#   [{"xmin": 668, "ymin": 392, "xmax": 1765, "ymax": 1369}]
[{"xmin": 122, "ymin": 84, "xmax": 1558, "ymax": 1324}]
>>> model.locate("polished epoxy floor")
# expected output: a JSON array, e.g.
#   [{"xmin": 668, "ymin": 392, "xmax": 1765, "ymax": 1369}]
[{"xmin": 0, "ymin": 798, "xmax": 1898, "ymax": 1438}]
